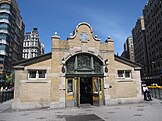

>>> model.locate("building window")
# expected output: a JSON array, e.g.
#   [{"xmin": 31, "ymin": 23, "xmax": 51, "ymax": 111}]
[
  {"xmin": 0, "ymin": 3, "xmax": 10, "ymax": 10},
  {"xmin": 0, "ymin": 23, "xmax": 9, "ymax": 30},
  {"xmin": 118, "ymin": 70, "xmax": 124, "ymax": 77},
  {"xmin": 0, "ymin": 33, "xmax": 8, "ymax": 40},
  {"xmin": 93, "ymin": 78, "xmax": 102, "ymax": 94},
  {"xmin": 28, "ymin": 70, "xmax": 46, "ymax": 79},
  {"xmin": 0, "ymin": 66, "xmax": 3, "ymax": 70},
  {"xmin": 0, "ymin": 60, "xmax": 4, "ymax": 64},
  {"xmin": 117, "ymin": 70, "xmax": 131, "ymax": 79},
  {"xmin": 26, "ymin": 53, "xmax": 28, "ymax": 58},
  {"xmin": 66, "ymin": 54, "xmax": 103, "ymax": 75},
  {"xmin": 22, "ymin": 53, "xmax": 24, "ymax": 58},
  {"xmin": 125, "ymin": 71, "xmax": 131, "ymax": 78},
  {"xmin": 67, "ymin": 79, "xmax": 73, "ymax": 95},
  {"xmin": 0, "ymin": 13, "xmax": 9, "ymax": 20},
  {"xmin": 29, "ymin": 70, "xmax": 36, "ymax": 78},
  {"xmin": 38, "ymin": 70, "xmax": 46, "ymax": 78},
  {"xmin": 78, "ymin": 55, "xmax": 91, "ymax": 68},
  {"xmin": 33, "ymin": 53, "xmax": 35, "ymax": 57}
]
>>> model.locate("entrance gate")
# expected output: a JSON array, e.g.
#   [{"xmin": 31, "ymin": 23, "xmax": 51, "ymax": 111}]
[
  {"xmin": 65, "ymin": 53, "xmax": 104, "ymax": 107},
  {"xmin": 80, "ymin": 77, "xmax": 92, "ymax": 105},
  {"xmin": 66, "ymin": 77, "xmax": 104, "ymax": 107}
]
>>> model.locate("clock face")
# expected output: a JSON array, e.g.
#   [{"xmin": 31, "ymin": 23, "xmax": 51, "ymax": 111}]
[{"xmin": 80, "ymin": 32, "xmax": 88, "ymax": 41}]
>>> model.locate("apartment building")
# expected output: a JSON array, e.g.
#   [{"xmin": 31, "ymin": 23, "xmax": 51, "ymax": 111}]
[
  {"xmin": 0, "ymin": 0, "xmax": 25, "ymax": 83},
  {"xmin": 121, "ymin": 36, "xmax": 135, "ymax": 62},
  {"xmin": 40, "ymin": 42, "xmax": 45, "ymax": 55},
  {"xmin": 23, "ymin": 28, "xmax": 44, "ymax": 59},
  {"xmin": 143, "ymin": 0, "xmax": 162, "ymax": 84},
  {"xmin": 132, "ymin": 16, "xmax": 149, "ymax": 81},
  {"xmin": 132, "ymin": 0, "xmax": 162, "ymax": 85}
]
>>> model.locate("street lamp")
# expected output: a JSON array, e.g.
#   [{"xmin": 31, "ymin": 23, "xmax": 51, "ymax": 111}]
[
  {"xmin": 149, "ymin": 61, "xmax": 155, "ymax": 84},
  {"xmin": 152, "ymin": 61, "xmax": 155, "ymax": 76}
]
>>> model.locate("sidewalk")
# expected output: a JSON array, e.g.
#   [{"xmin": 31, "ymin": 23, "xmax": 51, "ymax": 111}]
[
  {"xmin": 0, "ymin": 99, "xmax": 162, "ymax": 121},
  {"xmin": 0, "ymin": 99, "xmax": 13, "ymax": 113}
]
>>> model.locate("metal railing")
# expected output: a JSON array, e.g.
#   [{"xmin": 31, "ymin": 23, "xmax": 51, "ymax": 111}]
[
  {"xmin": 0, "ymin": 90, "xmax": 14, "ymax": 103},
  {"xmin": 149, "ymin": 88, "xmax": 162, "ymax": 100}
]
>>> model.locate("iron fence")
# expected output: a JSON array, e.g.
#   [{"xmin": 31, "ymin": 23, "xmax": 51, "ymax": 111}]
[
  {"xmin": 0, "ymin": 90, "xmax": 14, "ymax": 103},
  {"xmin": 149, "ymin": 88, "xmax": 162, "ymax": 100}
]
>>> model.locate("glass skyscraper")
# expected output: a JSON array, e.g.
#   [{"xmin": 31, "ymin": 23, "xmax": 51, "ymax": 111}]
[{"xmin": 0, "ymin": 0, "xmax": 24, "ymax": 84}]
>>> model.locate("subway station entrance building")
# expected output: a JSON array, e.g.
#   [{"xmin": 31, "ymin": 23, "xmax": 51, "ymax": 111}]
[{"xmin": 12, "ymin": 22, "xmax": 142, "ymax": 109}]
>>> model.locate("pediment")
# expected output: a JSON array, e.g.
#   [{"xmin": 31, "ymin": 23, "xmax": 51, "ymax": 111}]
[{"xmin": 67, "ymin": 22, "xmax": 100, "ymax": 41}]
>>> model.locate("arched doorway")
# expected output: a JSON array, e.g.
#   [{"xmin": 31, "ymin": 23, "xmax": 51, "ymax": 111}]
[{"xmin": 65, "ymin": 53, "xmax": 104, "ymax": 107}]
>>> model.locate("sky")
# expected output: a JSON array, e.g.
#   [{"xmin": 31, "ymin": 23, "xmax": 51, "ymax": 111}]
[{"xmin": 17, "ymin": 0, "xmax": 148, "ymax": 55}]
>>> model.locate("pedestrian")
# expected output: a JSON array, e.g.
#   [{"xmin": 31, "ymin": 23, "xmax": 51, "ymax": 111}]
[
  {"xmin": 0, "ymin": 86, "xmax": 3, "ymax": 92},
  {"xmin": 142, "ymin": 85, "xmax": 148, "ymax": 100},
  {"xmin": 146, "ymin": 89, "xmax": 152, "ymax": 101}
]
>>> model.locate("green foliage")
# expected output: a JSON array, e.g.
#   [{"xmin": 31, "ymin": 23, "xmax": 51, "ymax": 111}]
[{"xmin": 5, "ymin": 73, "xmax": 15, "ymax": 84}]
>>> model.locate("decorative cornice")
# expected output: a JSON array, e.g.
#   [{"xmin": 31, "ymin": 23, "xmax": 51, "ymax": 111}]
[{"xmin": 67, "ymin": 22, "xmax": 100, "ymax": 41}]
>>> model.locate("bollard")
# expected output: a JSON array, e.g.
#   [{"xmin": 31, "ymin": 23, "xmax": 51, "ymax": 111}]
[
  {"xmin": 6, "ymin": 91, "xmax": 8, "ymax": 101},
  {"xmin": 4, "ymin": 91, "xmax": 6, "ymax": 101},
  {"xmin": 151, "ymin": 88, "xmax": 153, "ymax": 97},
  {"xmin": 11, "ymin": 91, "xmax": 13, "ymax": 99},
  {"xmin": 0, "ymin": 90, "xmax": 14, "ymax": 103},
  {"xmin": 0, "ymin": 92, "xmax": 2, "ymax": 103},
  {"xmin": 2, "ymin": 91, "xmax": 5, "ymax": 102},
  {"xmin": 154, "ymin": 88, "xmax": 157, "ymax": 98},
  {"xmin": 151, "ymin": 88, "xmax": 154, "ymax": 98},
  {"xmin": 150, "ymin": 88, "xmax": 154, "ymax": 98},
  {"xmin": 159, "ymin": 88, "xmax": 161, "ymax": 99},
  {"xmin": 8, "ymin": 91, "xmax": 10, "ymax": 100}
]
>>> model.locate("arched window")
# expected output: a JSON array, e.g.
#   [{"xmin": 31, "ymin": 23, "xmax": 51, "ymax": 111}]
[
  {"xmin": 66, "ymin": 53, "xmax": 103, "ymax": 76},
  {"xmin": 77, "ymin": 54, "xmax": 91, "ymax": 69}
]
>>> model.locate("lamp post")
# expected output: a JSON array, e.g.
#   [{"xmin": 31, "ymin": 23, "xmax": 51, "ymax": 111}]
[
  {"xmin": 157, "ymin": 66, "xmax": 160, "ymax": 85},
  {"xmin": 142, "ymin": 64, "xmax": 148, "ymax": 85},
  {"xmin": 151, "ymin": 61, "xmax": 155, "ymax": 84},
  {"xmin": 160, "ymin": 69, "xmax": 162, "ymax": 86}
]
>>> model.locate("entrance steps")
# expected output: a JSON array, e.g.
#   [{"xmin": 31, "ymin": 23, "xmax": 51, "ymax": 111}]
[{"xmin": 80, "ymin": 104, "xmax": 95, "ymax": 108}]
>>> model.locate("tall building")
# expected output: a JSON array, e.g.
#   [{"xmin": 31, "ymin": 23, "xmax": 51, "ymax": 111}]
[
  {"xmin": 132, "ymin": 0, "xmax": 162, "ymax": 85},
  {"xmin": 23, "ymin": 28, "xmax": 44, "ymax": 59},
  {"xmin": 143, "ymin": 0, "xmax": 162, "ymax": 85},
  {"xmin": 40, "ymin": 42, "xmax": 45, "ymax": 55},
  {"xmin": 132, "ymin": 16, "xmax": 149, "ymax": 81},
  {"xmin": 121, "ymin": 36, "xmax": 135, "ymax": 62},
  {"xmin": 0, "ymin": 0, "xmax": 25, "ymax": 83}
]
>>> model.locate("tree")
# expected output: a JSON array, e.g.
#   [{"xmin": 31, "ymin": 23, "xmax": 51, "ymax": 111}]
[{"xmin": 5, "ymin": 72, "xmax": 15, "ymax": 87}]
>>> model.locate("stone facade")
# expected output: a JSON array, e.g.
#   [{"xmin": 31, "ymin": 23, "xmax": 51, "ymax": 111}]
[
  {"xmin": 12, "ymin": 22, "xmax": 142, "ymax": 109},
  {"xmin": 132, "ymin": 16, "xmax": 148, "ymax": 81},
  {"xmin": 121, "ymin": 36, "xmax": 135, "ymax": 62},
  {"xmin": 23, "ymin": 28, "xmax": 44, "ymax": 59},
  {"xmin": 133, "ymin": 0, "xmax": 162, "ymax": 85}
]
